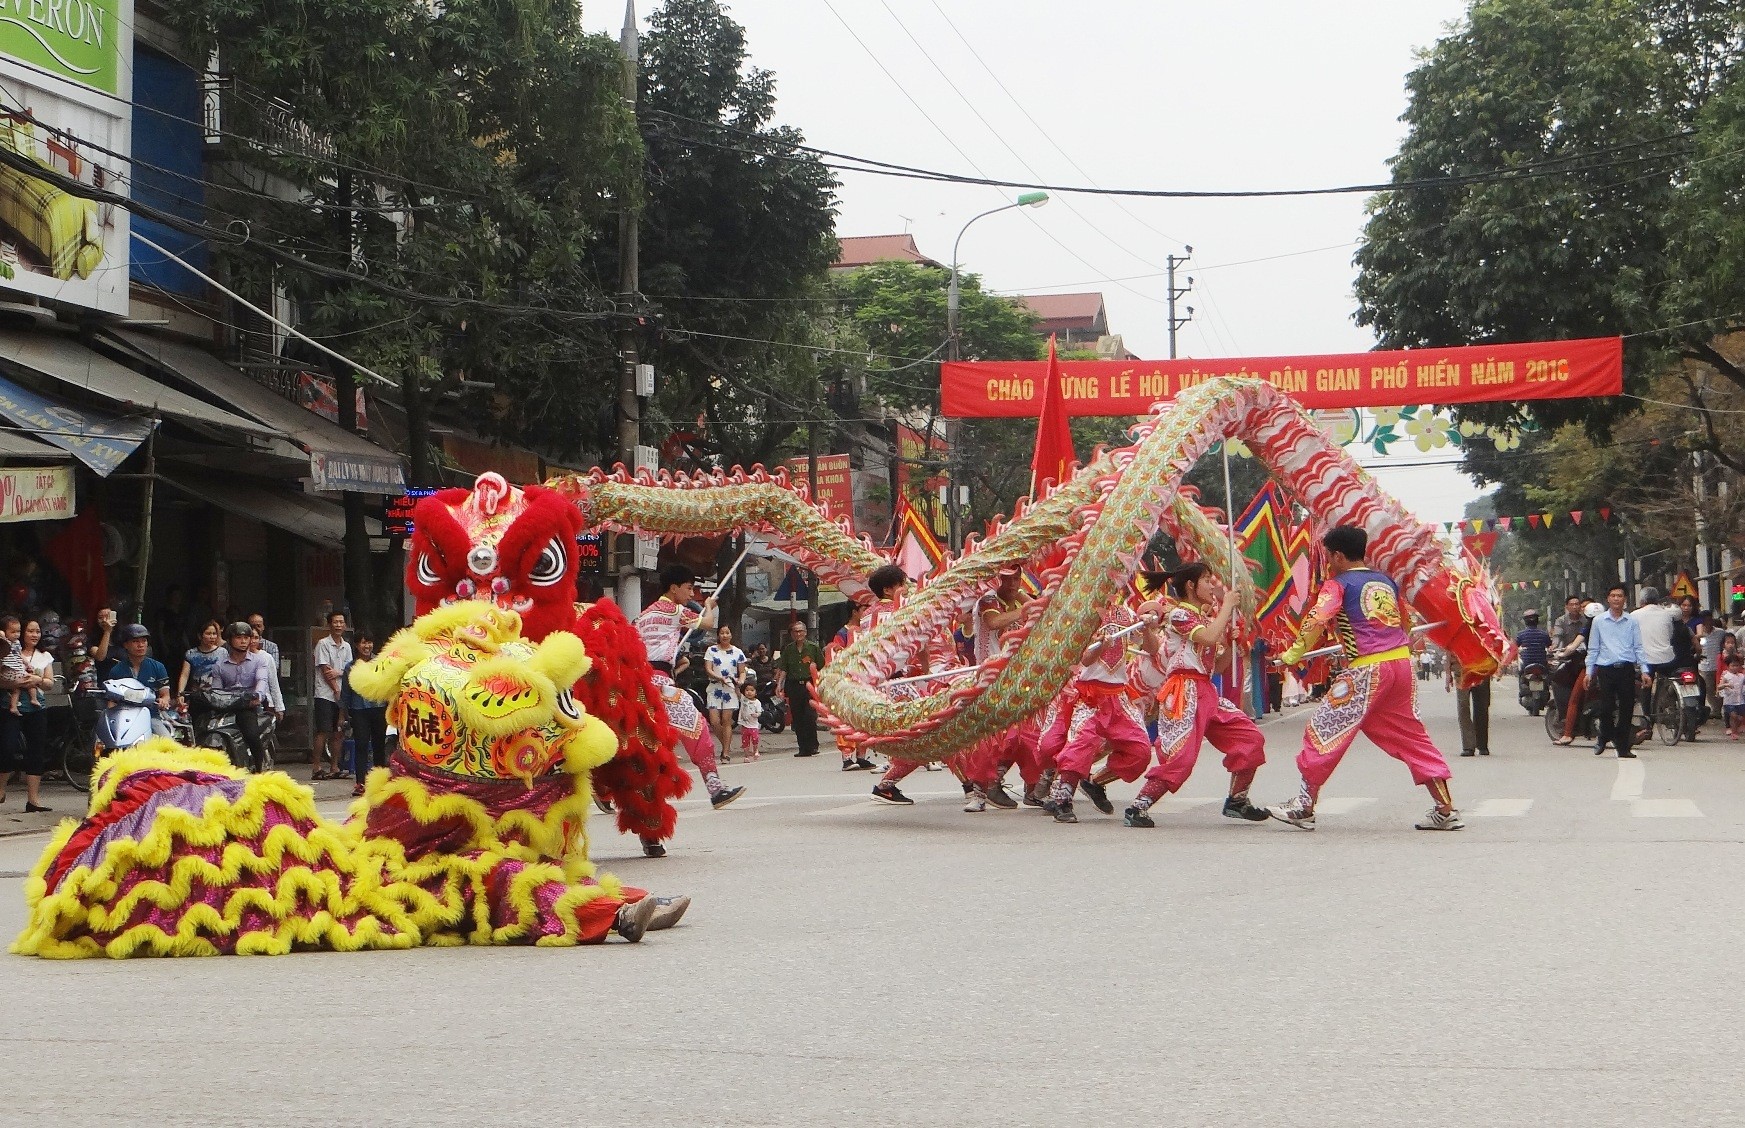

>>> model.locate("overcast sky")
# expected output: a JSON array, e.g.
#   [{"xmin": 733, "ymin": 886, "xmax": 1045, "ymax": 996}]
[{"xmin": 588, "ymin": 0, "xmax": 1488, "ymax": 523}]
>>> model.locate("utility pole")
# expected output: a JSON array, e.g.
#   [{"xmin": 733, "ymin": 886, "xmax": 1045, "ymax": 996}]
[
  {"xmin": 614, "ymin": 0, "xmax": 642, "ymax": 611},
  {"xmin": 1166, "ymin": 249, "xmax": 1194, "ymax": 360}
]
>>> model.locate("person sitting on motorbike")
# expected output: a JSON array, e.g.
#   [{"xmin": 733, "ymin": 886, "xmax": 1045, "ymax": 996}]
[
  {"xmin": 202, "ymin": 621, "xmax": 273, "ymax": 771},
  {"xmin": 100, "ymin": 623, "xmax": 171, "ymax": 715},
  {"xmin": 1515, "ymin": 610, "xmax": 1552, "ymax": 699}
]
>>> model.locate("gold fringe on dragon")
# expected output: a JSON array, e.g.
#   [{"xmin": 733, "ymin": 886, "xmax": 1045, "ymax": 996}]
[{"xmin": 548, "ymin": 377, "xmax": 1508, "ymax": 764}]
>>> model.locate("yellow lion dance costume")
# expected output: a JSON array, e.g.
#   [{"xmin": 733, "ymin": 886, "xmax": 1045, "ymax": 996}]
[{"xmin": 13, "ymin": 603, "xmax": 685, "ymax": 958}]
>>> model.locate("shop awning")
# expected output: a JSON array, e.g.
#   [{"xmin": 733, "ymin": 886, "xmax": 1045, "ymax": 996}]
[
  {"xmin": 0, "ymin": 427, "xmax": 74, "ymax": 462},
  {"xmin": 0, "ymin": 328, "xmax": 281, "ymax": 440},
  {"xmin": 102, "ymin": 330, "xmax": 406, "ymax": 493},
  {"xmin": 160, "ymin": 471, "xmax": 376, "ymax": 552},
  {"xmin": 0, "ymin": 371, "xmax": 154, "ymax": 475}
]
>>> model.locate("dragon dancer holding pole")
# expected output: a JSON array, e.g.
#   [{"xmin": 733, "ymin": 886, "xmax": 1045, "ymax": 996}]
[{"xmin": 1265, "ymin": 525, "xmax": 1463, "ymax": 832}]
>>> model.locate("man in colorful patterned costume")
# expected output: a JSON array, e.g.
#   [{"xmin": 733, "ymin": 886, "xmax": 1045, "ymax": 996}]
[
  {"xmin": 635, "ymin": 565, "xmax": 746, "ymax": 815},
  {"xmin": 1266, "ymin": 525, "xmax": 1462, "ymax": 832}
]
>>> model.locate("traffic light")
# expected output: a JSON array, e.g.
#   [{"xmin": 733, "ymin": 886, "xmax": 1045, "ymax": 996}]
[{"xmin": 1731, "ymin": 574, "xmax": 1745, "ymax": 613}]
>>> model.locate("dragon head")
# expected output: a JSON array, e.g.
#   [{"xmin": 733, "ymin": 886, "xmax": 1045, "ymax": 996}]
[
  {"xmin": 1415, "ymin": 550, "xmax": 1509, "ymax": 688},
  {"xmin": 406, "ymin": 472, "xmax": 584, "ymax": 643}
]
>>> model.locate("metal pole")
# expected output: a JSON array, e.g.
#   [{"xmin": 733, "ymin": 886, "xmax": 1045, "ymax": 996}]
[
  {"xmin": 614, "ymin": 1, "xmax": 643, "ymax": 612},
  {"xmin": 1166, "ymin": 250, "xmax": 1193, "ymax": 361},
  {"xmin": 131, "ymin": 420, "xmax": 158, "ymax": 624}
]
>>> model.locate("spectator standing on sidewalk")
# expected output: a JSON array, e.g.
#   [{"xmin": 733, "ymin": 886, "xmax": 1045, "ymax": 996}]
[
  {"xmin": 343, "ymin": 635, "xmax": 388, "ymax": 797},
  {"xmin": 774, "ymin": 618, "xmax": 826, "ymax": 760},
  {"xmin": 311, "ymin": 611, "xmax": 352, "ymax": 781}
]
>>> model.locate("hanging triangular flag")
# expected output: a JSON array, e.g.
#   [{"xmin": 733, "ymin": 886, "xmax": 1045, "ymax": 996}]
[
  {"xmin": 1570, "ymin": 510, "xmax": 1583, "ymax": 526},
  {"xmin": 1541, "ymin": 512, "xmax": 1553, "ymax": 528},
  {"xmin": 1498, "ymin": 516, "xmax": 1513, "ymax": 531},
  {"xmin": 1533, "ymin": 580, "xmax": 1542, "ymax": 588},
  {"xmin": 1527, "ymin": 514, "xmax": 1542, "ymax": 529},
  {"xmin": 1466, "ymin": 518, "xmax": 1480, "ymax": 534},
  {"xmin": 1599, "ymin": 507, "xmax": 1612, "ymax": 523}
]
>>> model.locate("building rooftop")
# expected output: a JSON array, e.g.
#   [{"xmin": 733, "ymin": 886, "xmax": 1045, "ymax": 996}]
[
  {"xmin": 1017, "ymin": 292, "xmax": 1107, "ymax": 331},
  {"xmin": 833, "ymin": 234, "xmax": 943, "ymax": 271}
]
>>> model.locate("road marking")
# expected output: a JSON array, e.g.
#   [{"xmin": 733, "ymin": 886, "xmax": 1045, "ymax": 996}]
[
  {"xmin": 1313, "ymin": 797, "xmax": 1376, "ymax": 815},
  {"xmin": 1469, "ymin": 797, "xmax": 1534, "ymax": 817},
  {"xmin": 1157, "ymin": 796, "xmax": 1222, "ymax": 810},
  {"xmin": 1631, "ymin": 798, "xmax": 1703, "ymax": 818},
  {"xmin": 1610, "ymin": 759, "xmax": 1645, "ymax": 801}
]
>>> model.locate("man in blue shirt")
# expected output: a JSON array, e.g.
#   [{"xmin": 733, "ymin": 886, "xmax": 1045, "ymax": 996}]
[
  {"xmin": 100, "ymin": 623, "xmax": 171, "ymax": 715},
  {"xmin": 1515, "ymin": 610, "xmax": 1553, "ymax": 711},
  {"xmin": 1586, "ymin": 584, "xmax": 1650, "ymax": 758}
]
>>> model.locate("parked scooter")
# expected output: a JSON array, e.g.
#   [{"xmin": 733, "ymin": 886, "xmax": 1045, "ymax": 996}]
[
  {"xmin": 1518, "ymin": 661, "xmax": 1551, "ymax": 716},
  {"xmin": 757, "ymin": 673, "xmax": 786, "ymax": 734}
]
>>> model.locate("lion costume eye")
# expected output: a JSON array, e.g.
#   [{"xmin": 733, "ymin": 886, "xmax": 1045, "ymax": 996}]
[
  {"xmin": 529, "ymin": 538, "xmax": 567, "ymax": 587},
  {"xmin": 416, "ymin": 553, "xmax": 441, "ymax": 587}
]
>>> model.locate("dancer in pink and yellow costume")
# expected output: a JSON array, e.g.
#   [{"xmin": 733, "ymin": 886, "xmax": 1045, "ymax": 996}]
[
  {"xmin": 1043, "ymin": 605, "xmax": 1160, "ymax": 824},
  {"xmin": 1122, "ymin": 563, "xmax": 1270, "ymax": 828},
  {"xmin": 635, "ymin": 564, "xmax": 745, "ymax": 812},
  {"xmin": 867, "ymin": 565, "xmax": 975, "ymax": 808},
  {"xmin": 1265, "ymin": 525, "xmax": 1462, "ymax": 832}
]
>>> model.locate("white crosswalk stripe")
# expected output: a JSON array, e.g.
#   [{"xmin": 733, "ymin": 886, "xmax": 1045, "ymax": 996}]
[
  {"xmin": 1469, "ymin": 797, "xmax": 1534, "ymax": 817},
  {"xmin": 1630, "ymin": 798, "xmax": 1704, "ymax": 818}
]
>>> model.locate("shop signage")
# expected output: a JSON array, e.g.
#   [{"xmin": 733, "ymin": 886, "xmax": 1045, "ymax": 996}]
[
  {"xmin": 0, "ymin": 463, "xmax": 71, "ymax": 522},
  {"xmin": 0, "ymin": 370, "xmax": 150, "ymax": 474},
  {"xmin": 575, "ymin": 532, "xmax": 603, "ymax": 571},
  {"xmin": 0, "ymin": 0, "xmax": 132, "ymax": 314},
  {"xmin": 310, "ymin": 449, "xmax": 405, "ymax": 494},
  {"xmin": 941, "ymin": 336, "xmax": 1624, "ymax": 417},
  {"xmin": 785, "ymin": 453, "xmax": 853, "ymax": 519},
  {"xmin": 383, "ymin": 486, "xmax": 438, "ymax": 537}
]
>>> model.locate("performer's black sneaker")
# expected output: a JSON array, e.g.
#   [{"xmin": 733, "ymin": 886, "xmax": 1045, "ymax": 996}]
[
  {"xmin": 1022, "ymin": 790, "xmax": 1047, "ymax": 808},
  {"xmin": 613, "ymin": 895, "xmax": 660, "ymax": 943},
  {"xmin": 854, "ymin": 757, "xmax": 877, "ymax": 771},
  {"xmin": 1123, "ymin": 806, "xmax": 1155, "ymax": 829},
  {"xmin": 710, "ymin": 786, "xmax": 746, "ymax": 810},
  {"xmin": 1222, "ymin": 796, "xmax": 1271, "ymax": 822},
  {"xmin": 641, "ymin": 838, "xmax": 667, "ymax": 858},
  {"xmin": 842, "ymin": 760, "xmax": 858, "ymax": 771},
  {"xmin": 648, "ymin": 894, "xmax": 691, "ymax": 931},
  {"xmin": 1079, "ymin": 779, "xmax": 1114, "ymax": 815},
  {"xmin": 1052, "ymin": 800, "xmax": 1078, "ymax": 824},
  {"xmin": 984, "ymin": 782, "xmax": 1020, "ymax": 809},
  {"xmin": 871, "ymin": 781, "xmax": 914, "ymax": 805}
]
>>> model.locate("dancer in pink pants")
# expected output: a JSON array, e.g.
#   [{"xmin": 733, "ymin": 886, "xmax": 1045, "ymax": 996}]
[
  {"xmin": 1123, "ymin": 563, "xmax": 1270, "ymax": 828},
  {"xmin": 1265, "ymin": 525, "xmax": 1461, "ymax": 832},
  {"xmin": 1046, "ymin": 606, "xmax": 1160, "ymax": 824},
  {"xmin": 862, "ymin": 565, "xmax": 979, "ymax": 807},
  {"xmin": 637, "ymin": 565, "xmax": 745, "ymax": 814},
  {"xmin": 963, "ymin": 565, "xmax": 1041, "ymax": 810}
]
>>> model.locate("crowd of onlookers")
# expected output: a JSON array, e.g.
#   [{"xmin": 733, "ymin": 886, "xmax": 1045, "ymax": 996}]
[{"xmin": 0, "ymin": 597, "xmax": 394, "ymax": 805}]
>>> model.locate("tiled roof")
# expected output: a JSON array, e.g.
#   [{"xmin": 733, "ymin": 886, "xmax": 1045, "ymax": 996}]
[{"xmin": 833, "ymin": 234, "xmax": 942, "ymax": 270}]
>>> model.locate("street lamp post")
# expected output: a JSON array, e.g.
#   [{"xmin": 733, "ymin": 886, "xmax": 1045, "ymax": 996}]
[{"xmin": 944, "ymin": 191, "xmax": 1047, "ymax": 552}]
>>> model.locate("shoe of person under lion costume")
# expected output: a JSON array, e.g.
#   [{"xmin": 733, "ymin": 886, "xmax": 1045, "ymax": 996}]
[
  {"xmin": 403, "ymin": 472, "xmax": 692, "ymax": 843},
  {"xmin": 12, "ymin": 603, "xmax": 681, "ymax": 958}
]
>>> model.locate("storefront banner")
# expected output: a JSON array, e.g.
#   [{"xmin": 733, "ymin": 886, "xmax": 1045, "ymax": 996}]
[
  {"xmin": 0, "ymin": 463, "xmax": 71, "ymax": 522},
  {"xmin": 309, "ymin": 449, "xmax": 406, "ymax": 494},
  {"xmin": 0, "ymin": 371, "xmax": 150, "ymax": 473},
  {"xmin": 785, "ymin": 453, "xmax": 853, "ymax": 519},
  {"xmin": 941, "ymin": 336, "xmax": 1623, "ymax": 418},
  {"xmin": 0, "ymin": 0, "xmax": 133, "ymax": 314}
]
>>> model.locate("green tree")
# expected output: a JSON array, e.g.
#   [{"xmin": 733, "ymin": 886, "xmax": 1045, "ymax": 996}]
[{"xmin": 635, "ymin": 0, "xmax": 841, "ymax": 473}]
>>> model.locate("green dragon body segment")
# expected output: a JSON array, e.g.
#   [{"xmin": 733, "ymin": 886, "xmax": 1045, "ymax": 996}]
[{"xmin": 552, "ymin": 378, "xmax": 1507, "ymax": 762}]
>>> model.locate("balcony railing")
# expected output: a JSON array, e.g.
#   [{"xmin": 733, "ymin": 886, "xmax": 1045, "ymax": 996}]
[{"xmin": 201, "ymin": 74, "xmax": 338, "ymax": 165}]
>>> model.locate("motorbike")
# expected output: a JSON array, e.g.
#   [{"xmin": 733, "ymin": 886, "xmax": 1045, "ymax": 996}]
[
  {"xmin": 1544, "ymin": 658, "xmax": 1601, "ymax": 744},
  {"xmin": 186, "ymin": 686, "xmax": 278, "ymax": 772},
  {"xmin": 1518, "ymin": 662, "xmax": 1550, "ymax": 716},
  {"xmin": 756, "ymin": 672, "xmax": 786, "ymax": 734}
]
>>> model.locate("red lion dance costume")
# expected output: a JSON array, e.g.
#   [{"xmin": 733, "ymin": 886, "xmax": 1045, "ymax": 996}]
[{"xmin": 405, "ymin": 473, "xmax": 692, "ymax": 843}]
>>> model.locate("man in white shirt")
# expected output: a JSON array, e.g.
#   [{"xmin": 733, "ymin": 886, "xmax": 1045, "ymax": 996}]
[
  {"xmin": 1631, "ymin": 587, "xmax": 1678, "ymax": 668},
  {"xmin": 311, "ymin": 611, "xmax": 352, "ymax": 781}
]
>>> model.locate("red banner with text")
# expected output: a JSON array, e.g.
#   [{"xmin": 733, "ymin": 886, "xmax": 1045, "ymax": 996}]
[{"xmin": 941, "ymin": 336, "xmax": 1622, "ymax": 417}]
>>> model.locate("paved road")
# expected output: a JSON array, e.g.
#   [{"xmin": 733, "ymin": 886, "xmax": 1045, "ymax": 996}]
[{"xmin": 2, "ymin": 684, "xmax": 1743, "ymax": 1126}]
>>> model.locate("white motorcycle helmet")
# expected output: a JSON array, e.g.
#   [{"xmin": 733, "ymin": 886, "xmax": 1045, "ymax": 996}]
[{"xmin": 1585, "ymin": 602, "xmax": 1604, "ymax": 619}]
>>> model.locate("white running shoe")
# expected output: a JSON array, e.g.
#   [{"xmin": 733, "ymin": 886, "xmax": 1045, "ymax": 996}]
[
  {"xmin": 1266, "ymin": 797, "xmax": 1316, "ymax": 830},
  {"xmin": 1414, "ymin": 807, "xmax": 1466, "ymax": 831},
  {"xmin": 963, "ymin": 787, "xmax": 988, "ymax": 813}
]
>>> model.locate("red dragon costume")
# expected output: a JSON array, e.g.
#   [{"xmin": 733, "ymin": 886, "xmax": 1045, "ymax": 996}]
[{"xmin": 405, "ymin": 473, "xmax": 692, "ymax": 842}]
